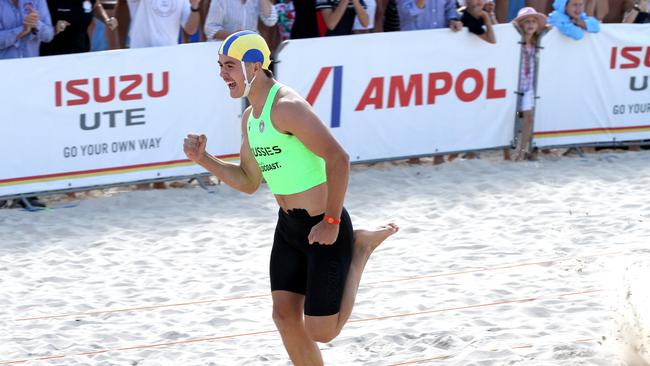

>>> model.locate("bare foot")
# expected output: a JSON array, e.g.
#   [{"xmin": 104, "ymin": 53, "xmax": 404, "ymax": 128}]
[
  {"xmin": 433, "ymin": 156, "xmax": 445, "ymax": 165},
  {"xmin": 353, "ymin": 223, "xmax": 399, "ymax": 263}
]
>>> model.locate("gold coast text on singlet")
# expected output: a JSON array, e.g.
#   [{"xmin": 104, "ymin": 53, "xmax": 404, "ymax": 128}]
[{"xmin": 247, "ymin": 83, "xmax": 327, "ymax": 195}]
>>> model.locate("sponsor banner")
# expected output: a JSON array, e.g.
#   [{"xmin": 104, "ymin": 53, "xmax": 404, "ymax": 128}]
[
  {"xmin": 276, "ymin": 25, "xmax": 521, "ymax": 162},
  {"xmin": 534, "ymin": 25, "xmax": 650, "ymax": 147},
  {"xmin": 0, "ymin": 42, "xmax": 242, "ymax": 197}
]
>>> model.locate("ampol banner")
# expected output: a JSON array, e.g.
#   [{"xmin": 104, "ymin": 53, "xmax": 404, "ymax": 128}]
[
  {"xmin": 0, "ymin": 42, "xmax": 242, "ymax": 198},
  {"xmin": 534, "ymin": 25, "xmax": 650, "ymax": 147},
  {"xmin": 276, "ymin": 25, "xmax": 521, "ymax": 162}
]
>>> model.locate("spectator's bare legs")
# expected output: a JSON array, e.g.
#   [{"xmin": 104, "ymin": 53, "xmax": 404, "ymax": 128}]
[
  {"xmin": 273, "ymin": 225, "xmax": 399, "ymax": 366},
  {"xmin": 433, "ymin": 155, "xmax": 445, "ymax": 165}
]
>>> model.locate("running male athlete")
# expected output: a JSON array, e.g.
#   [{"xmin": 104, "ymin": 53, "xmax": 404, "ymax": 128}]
[{"xmin": 183, "ymin": 31, "xmax": 398, "ymax": 365}]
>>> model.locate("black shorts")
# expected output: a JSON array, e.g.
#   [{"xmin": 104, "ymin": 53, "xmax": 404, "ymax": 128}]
[{"xmin": 270, "ymin": 207, "xmax": 353, "ymax": 316}]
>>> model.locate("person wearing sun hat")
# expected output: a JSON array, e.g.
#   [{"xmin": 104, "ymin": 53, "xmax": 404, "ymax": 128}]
[
  {"xmin": 512, "ymin": 7, "xmax": 547, "ymax": 160},
  {"xmin": 183, "ymin": 30, "xmax": 399, "ymax": 365},
  {"xmin": 548, "ymin": 0, "xmax": 599, "ymax": 40}
]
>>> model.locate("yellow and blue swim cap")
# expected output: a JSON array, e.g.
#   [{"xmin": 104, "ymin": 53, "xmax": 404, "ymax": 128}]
[{"xmin": 218, "ymin": 31, "xmax": 271, "ymax": 70}]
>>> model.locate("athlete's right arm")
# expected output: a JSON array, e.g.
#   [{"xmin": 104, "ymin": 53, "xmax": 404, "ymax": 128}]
[{"xmin": 183, "ymin": 108, "xmax": 263, "ymax": 194}]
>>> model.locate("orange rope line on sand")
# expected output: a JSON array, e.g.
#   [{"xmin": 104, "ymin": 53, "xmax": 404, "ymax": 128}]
[
  {"xmin": 385, "ymin": 338, "xmax": 601, "ymax": 366},
  {"xmin": 387, "ymin": 355, "xmax": 454, "ymax": 365},
  {"xmin": 15, "ymin": 294, "xmax": 269, "ymax": 321},
  {"xmin": 364, "ymin": 251, "xmax": 620, "ymax": 286},
  {"xmin": 348, "ymin": 289, "xmax": 603, "ymax": 324},
  {"xmin": 0, "ymin": 289, "xmax": 602, "ymax": 365},
  {"xmin": 14, "ymin": 251, "xmax": 620, "ymax": 322}
]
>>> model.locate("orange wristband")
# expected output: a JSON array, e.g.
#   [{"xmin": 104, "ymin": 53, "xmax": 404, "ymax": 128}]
[{"xmin": 324, "ymin": 214, "xmax": 340, "ymax": 225}]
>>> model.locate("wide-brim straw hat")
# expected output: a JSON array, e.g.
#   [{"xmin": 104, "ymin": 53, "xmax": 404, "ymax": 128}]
[{"xmin": 513, "ymin": 7, "xmax": 548, "ymax": 28}]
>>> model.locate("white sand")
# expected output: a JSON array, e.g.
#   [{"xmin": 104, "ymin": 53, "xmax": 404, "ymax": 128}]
[{"xmin": 1, "ymin": 150, "xmax": 650, "ymax": 366}]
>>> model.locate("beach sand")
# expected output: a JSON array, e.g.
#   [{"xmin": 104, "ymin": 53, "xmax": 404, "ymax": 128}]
[{"xmin": 1, "ymin": 150, "xmax": 649, "ymax": 366}]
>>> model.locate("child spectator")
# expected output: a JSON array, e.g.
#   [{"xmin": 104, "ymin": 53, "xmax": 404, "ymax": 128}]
[
  {"xmin": 460, "ymin": 0, "xmax": 497, "ymax": 43},
  {"xmin": 548, "ymin": 0, "xmax": 599, "ymax": 40},
  {"xmin": 512, "ymin": 7, "xmax": 547, "ymax": 160},
  {"xmin": 484, "ymin": 0, "xmax": 499, "ymax": 23}
]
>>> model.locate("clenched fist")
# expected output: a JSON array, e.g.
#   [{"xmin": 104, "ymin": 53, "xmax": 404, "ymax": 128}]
[{"xmin": 184, "ymin": 134, "xmax": 207, "ymax": 162}]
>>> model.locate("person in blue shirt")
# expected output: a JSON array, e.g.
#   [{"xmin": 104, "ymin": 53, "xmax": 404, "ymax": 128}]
[
  {"xmin": 548, "ymin": 0, "xmax": 599, "ymax": 40},
  {"xmin": 0, "ymin": 0, "xmax": 53, "ymax": 208},
  {"xmin": 397, "ymin": 0, "xmax": 462, "ymax": 31},
  {"xmin": 0, "ymin": 0, "xmax": 54, "ymax": 59}
]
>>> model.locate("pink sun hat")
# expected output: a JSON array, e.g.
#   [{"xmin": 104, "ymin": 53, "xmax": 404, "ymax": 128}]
[{"xmin": 513, "ymin": 7, "xmax": 548, "ymax": 28}]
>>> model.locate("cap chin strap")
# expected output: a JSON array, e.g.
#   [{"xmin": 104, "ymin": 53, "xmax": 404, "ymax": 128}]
[{"xmin": 240, "ymin": 61, "xmax": 257, "ymax": 98}]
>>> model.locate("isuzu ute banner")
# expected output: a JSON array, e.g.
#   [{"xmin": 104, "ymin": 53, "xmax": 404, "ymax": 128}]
[{"xmin": 0, "ymin": 42, "xmax": 241, "ymax": 197}]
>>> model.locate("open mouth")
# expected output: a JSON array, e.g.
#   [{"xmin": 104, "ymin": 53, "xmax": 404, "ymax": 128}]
[{"xmin": 226, "ymin": 81, "xmax": 237, "ymax": 90}]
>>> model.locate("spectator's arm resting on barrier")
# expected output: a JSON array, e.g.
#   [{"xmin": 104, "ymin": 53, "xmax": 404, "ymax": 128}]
[
  {"xmin": 478, "ymin": 10, "xmax": 496, "ymax": 43},
  {"xmin": 581, "ymin": 14, "xmax": 600, "ymax": 32},
  {"xmin": 446, "ymin": 0, "xmax": 462, "ymax": 31}
]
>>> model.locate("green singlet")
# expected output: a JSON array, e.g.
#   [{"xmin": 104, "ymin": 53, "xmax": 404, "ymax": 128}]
[{"xmin": 247, "ymin": 83, "xmax": 327, "ymax": 195}]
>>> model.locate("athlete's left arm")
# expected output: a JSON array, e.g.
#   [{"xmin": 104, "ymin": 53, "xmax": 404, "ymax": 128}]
[{"xmin": 273, "ymin": 98, "xmax": 350, "ymax": 245}]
